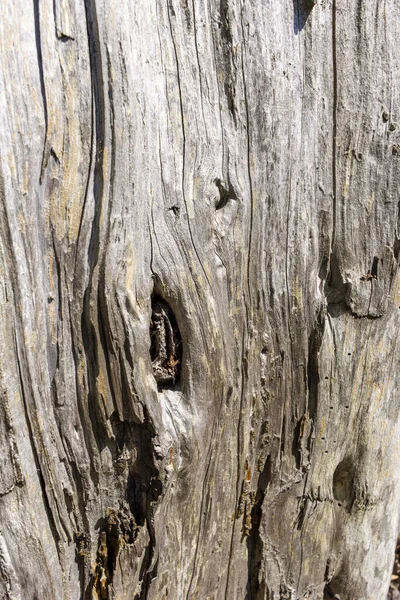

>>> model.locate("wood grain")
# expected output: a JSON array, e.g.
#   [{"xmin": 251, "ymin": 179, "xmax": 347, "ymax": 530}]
[{"xmin": 0, "ymin": 1, "xmax": 399, "ymax": 598}]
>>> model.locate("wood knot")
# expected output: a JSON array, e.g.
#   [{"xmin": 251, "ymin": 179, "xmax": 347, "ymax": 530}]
[{"xmin": 150, "ymin": 295, "xmax": 182, "ymax": 390}]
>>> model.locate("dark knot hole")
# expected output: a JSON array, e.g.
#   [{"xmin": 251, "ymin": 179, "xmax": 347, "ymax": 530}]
[{"xmin": 150, "ymin": 295, "xmax": 182, "ymax": 390}]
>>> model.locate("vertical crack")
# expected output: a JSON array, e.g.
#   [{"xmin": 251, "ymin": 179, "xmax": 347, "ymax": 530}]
[
  {"xmin": 239, "ymin": 10, "xmax": 254, "ymax": 307},
  {"xmin": 166, "ymin": 1, "xmax": 186, "ymax": 205},
  {"xmin": 246, "ymin": 455, "xmax": 271, "ymax": 599},
  {"xmin": 83, "ymin": 0, "xmax": 106, "ymax": 271},
  {"xmin": 33, "ymin": 0, "xmax": 49, "ymax": 183},
  {"xmin": 328, "ymin": 0, "xmax": 338, "ymax": 284}
]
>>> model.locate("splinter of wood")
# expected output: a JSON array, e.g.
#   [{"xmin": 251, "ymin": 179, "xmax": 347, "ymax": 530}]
[
  {"xmin": 361, "ymin": 256, "xmax": 379, "ymax": 281},
  {"xmin": 150, "ymin": 295, "xmax": 182, "ymax": 389},
  {"xmin": 360, "ymin": 271, "xmax": 376, "ymax": 282}
]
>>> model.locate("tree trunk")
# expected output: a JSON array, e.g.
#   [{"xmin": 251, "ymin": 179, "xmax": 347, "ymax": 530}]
[{"xmin": 1, "ymin": 1, "xmax": 399, "ymax": 599}]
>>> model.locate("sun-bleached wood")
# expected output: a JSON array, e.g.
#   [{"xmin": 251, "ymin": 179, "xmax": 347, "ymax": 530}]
[{"xmin": 0, "ymin": 1, "xmax": 400, "ymax": 598}]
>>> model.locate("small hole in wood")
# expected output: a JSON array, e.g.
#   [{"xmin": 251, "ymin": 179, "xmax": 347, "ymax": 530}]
[
  {"xmin": 168, "ymin": 205, "xmax": 180, "ymax": 217},
  {"xmin": 214, "ymin": 177, "xmax": 237, "ymax": 210},
  {"xmin": 150, "ymin": 295, "xmax": 182, "ymax": 390},
  {"xmin": 371, "ymin": 255, "xmax": 378, "ymax": 278},
  {"xmin": 323, "ymin": 582, "xmax": 342, "ymax": 599},
  {"xmin": 333, "ymin": 457, "xmax": 355, "ymax": 510}
]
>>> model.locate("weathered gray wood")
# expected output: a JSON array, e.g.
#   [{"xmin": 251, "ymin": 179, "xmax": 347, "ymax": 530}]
[{"xmin": 0, "ymin": 1, "xmax": 399, "ymax": 599}]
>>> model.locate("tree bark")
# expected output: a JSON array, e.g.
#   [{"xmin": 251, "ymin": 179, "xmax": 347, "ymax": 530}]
[{"xmin": 0, "ymin": 1, "xmax": 399, "ymax": 599}]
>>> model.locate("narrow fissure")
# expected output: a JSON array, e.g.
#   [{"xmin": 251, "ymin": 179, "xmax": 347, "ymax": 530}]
[
  {"xmin": 33, "ymin": 0, "xmax": 49, "ymax": 183},
  {"xmin": 327, "ymin": 0, "xmax": 338, "ymax": 287},
  {"xmin": 246, "ymin": 455, "xmax": 271, "ymax": 599},
  {"xmin": 88, "ymin": 412, "xmax": 162, "ymax": 600},
  {"xmin": 91, "ymin": 506, "xmax": 141, "ymax": 600}
]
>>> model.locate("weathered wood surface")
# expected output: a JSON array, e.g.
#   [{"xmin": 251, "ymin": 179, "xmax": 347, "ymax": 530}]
[{"xmin": 0, "ymin": 1, "xmax": 400, "ymax": 598}]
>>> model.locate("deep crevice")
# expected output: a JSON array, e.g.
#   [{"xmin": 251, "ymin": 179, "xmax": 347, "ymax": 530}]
[
  {"xmin": 150, "ymin": 295, "xmax": 182, "ymax": 390},
  {"xmin": 214, "ymin": 177, "xmax": 237, "ymax": 210},
  {"xmin": 293, "ymin": 0, "xmax": 316, "ymax": 34},
  {"xmin": 83, "ymin": 0, "xmax": 106, "ymax": 271},
  {"xmin": 91, "ymin": 505, "xmax": 141, "ymax": 600},
  {"xmin": 307, "ymin": 309, "xmax": 326, "ymax": 422},
  {"xmin": 246, "ymin": 455, "xmax": 271, "ymax": 599},
  {"xmin": 292, "ymin": 417, "xmax": 302, "ymax": 471},
  {"xmin": 217, "ymin": 0, "xmax": 237, "ymax": 124},
  {"xmin": 86, "ymin": 410, "xmax": 162, "ymax": 600},
  {"xmin": 323, "ymin": 577, "xmax": 342, "ymax": 599}
]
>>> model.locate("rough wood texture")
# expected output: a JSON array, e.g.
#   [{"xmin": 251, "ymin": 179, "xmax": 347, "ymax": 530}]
[{"xmin": 1, "ymin": 1, "xmax": 400, "ymax": 598}]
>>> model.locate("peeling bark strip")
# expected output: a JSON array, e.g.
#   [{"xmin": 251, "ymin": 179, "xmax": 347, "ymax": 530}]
[{"xmin": 0, "ymin": 1, "xmax": 400, "ymax": 599}]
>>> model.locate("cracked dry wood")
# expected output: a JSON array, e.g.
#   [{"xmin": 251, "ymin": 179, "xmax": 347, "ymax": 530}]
[{"xmin": 0, "ymin": 1, "xmax": 400, "ymax": 599}]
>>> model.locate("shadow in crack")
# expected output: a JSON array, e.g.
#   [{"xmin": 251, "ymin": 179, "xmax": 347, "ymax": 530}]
[
  {"xmin": 246, "ymin": 455, "xmax": 272, "ymax": 599},
  {"xmin": 293, "ymin": 0, "xmax": 316, "ymax": 34}
]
